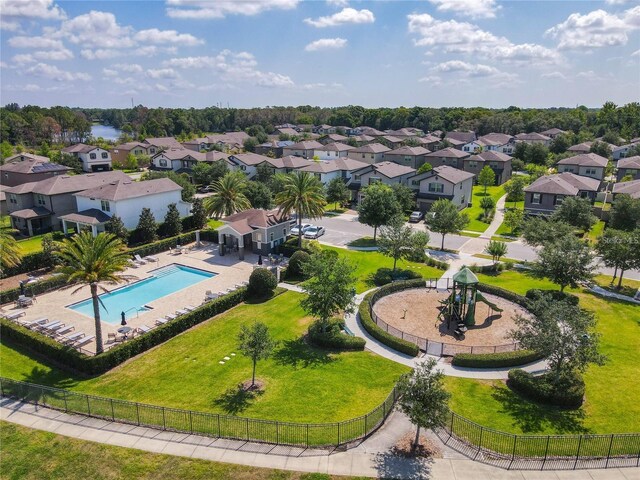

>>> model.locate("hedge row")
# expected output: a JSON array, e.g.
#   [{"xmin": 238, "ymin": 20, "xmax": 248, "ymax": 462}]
[
  {"xmin": 0, "ymin": 274, "xmax": 70, "ymax": 305},
  {"xmin": 0, "ymin": 287, "xmax": 247, "ymax": 375},
  {"xmin": 0, "ymin": 251, "xmax": 54, "ymax": 279},
  {"xmin": 476, "ymin": 283, "xmax": 532, "ymax": 310},
  {"xmin": 452, "ymin": 350, "xmax": 543, "ymax": 368},
  {"xmin": 371, "ymin": 268, "xmax": 422, "ymax": 286},
  {"xmin": 469, "ymin": 262, "xmax": 514, "ymax": 274},
  {"xmin": 307, "ymin": 318, "xmax": 366, "ymax": 351},
  {"xmin": 507, "ymin": 369, "xmax": 585, "ymax": 408},
  {"xmin": 525, "ymin": 289, "xmax": 579, "ymax": 306},
  {"xmin": 359, "ymin": 290, "xmax": 420, "ymax": 357},
  {"xmin": 370, "ymin": 278, "xmax": 428, "ymax": 304},
  {"xmin": 127, "ymin": 230, "xmax": 218, "ymax": 259}
]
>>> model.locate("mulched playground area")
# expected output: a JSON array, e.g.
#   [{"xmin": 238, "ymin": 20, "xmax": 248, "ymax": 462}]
[{"xmin": 372, "ymin": 289, "xmax": 532, "ymax": 347}]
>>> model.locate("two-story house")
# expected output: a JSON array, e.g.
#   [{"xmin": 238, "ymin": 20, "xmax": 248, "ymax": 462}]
[
  {"xmin": 424, "ymin": 147, "xmax": 471, "ymax": 169},
  {"xmin": 227, "ymin": 152, "xmax": 273, "ymax": 178},
  {"xmin": 612, "ymin": 179, "xmax": 640, "ymax": 200},
  {"xmin": 407, "ymin": 165, "xmax": 474, "ymax": 212},
  {"xmin": 523, "ymin": 173, "xmax": 600, "ymax": 216},
  {"xmin": 282, "ymin": 140, "xmax": 324, "ymax": 159},
  {"xmin": 217, "ymin": 208, "xmax": 291, "ymax": 260},
  {"xmin": 144, "ymin": 137, "xmax": 183, "ymax": 150},
  {"xmin": 612, "ymin": 142, "xmax": 640, "ymax": 161},
  {"xmin": 110, "ymin": 142, "xmax": 155, "ymax": 166},
  {"xmin": 616, "ymin": 156, "xmax": 640, "ymax": 181},
  {"xmin": 540, "ymin": 128, "xmax": 566, "ymax": 139},
  {"xmin": 349, "ymin": 161, "xmax": 416, "ymax": 203},
  {"xmin": 566, "ymin": 142, "xmax": 593, "ymax": 155},
  {"xmin": 61, "ymin": 144, "xmax": 112, "ymax": 172},
  {"xmin": 358, "ymin": 126, "xmax": 385, "ymax": 137},
  {"xmin": 255, "ymin": 140, "xmax": 295, "ymax": 157},
  {"xmin": 384, "ymin": 146, "xmax": 430, "ymax": 170},
  {"xmin": 5, "ymin": 171, "xmax": 129, "ymax": 236},
  {"xmin": 300, "ymin": 158, "xmax": 368, "ymax": 186},
  {"xmin": 313, "ymin": 142, "xmax": 354, "ymax": 161},
  {"xmin": 318, "ymin": 133, "xmax": 348, "ymax": 145},
  {"xmin": 346, "ymin": 143, "xmax": 390, "ymax": 164},
  {"xmin": 0, "ymin": 156, "xmax": 70, "ymax": 187},
  {"xmin": 61, "ymin": 178, "xmax": 190, "ymax": 235},
  {"xmin": 477, "ymin": 133, "xmax": 515, "ymax": 154},
  {"xmin": 445, "ymin": 131, "xmax": 476, "ymax": 145},
  {"xmin": 514, "ymin": 132, "xmax": 551, "ymax": 146},
  {"xmin": 556, "ymin": 153, "xmax": 608, "ymax": 182},
  {"xmin": 350, "ymin": 134, "xmax": 375, "ymax": 146},
  {"xmin": 254, "ymin": 155, "xmax": 310, "ymax": 176},
  {"xmin": 462, "ymin": 151, "xmax": 513, "ymax": 185}
]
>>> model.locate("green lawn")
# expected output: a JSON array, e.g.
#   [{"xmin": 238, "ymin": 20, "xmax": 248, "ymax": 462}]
[
  {"xmin": 206, "ymin": 219, "xmax": 224, "ymax": 230},
  {"xmin": 16, "ymin": 235, "xmax": 46, "ymax": 255},
  {"xmin": 445, "ymin": 270, "xmax": 640, "ymax": 434},
  {"xmin": 322, "ymin": 246, "xmax": 444, "ymax": 293},
  {"xmin": 461, "ymin": 186, "xmax": 505, "ymax": 233},
  {"xmin": 323, "ymin": 204, "xmax": 347, "ymax": 215},
  {"xmin": 346, "ymin": 237, "xmax": 377, "ymax": 248},
  {"xmin": 1, "ymin": 422, "xmax": 359, "ymax": 480},
  {"xmin": 584, "ymin": 220, "xmax": 605, "ymax": 244},
  {"xmin": 0, "ymin": 291, "xmax": 409, "ymax": 423},
  {"xmin": 494, "ymin": 202, "xmax": 524, "ymax": 237}
]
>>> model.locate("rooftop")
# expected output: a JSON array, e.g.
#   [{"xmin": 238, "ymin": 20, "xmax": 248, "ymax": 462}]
[
  {"xmin": 4, "ymin": 171, "xmax": 130, "ymax": 196},
  {"xmin": 0, "ymin": 158, "xmax": 70, "ymax": 175},
  {"xmin": 524, "ymin": 172, "xmax": 600, "ymax": 195},
  {"xmin": 75, "ymin": 178, "xmax": 182, "ymax": 201},
  {"xmin": 557, "ymin": 153, "xmax": 608, "ymax": 168}
]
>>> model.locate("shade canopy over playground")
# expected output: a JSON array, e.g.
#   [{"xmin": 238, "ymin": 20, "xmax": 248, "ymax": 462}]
[{"xmin": 452, "ymin": 267, "xmax": 479, "ymax": 286}]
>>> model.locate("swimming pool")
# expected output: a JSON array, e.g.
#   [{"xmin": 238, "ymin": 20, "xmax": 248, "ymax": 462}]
[{"xmin": 67, "ymin": 264, "xmax": 216, "ymax": 324}]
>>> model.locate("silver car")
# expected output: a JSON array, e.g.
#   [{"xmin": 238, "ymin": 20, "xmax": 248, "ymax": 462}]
[
  {"xmin": 304, "ymin": 226, "xmax": 325, "ymax": 239},
  {"xmin": 291, "ymin": 223, "xmax": 312, "ymax": 236},
  {"xmin": 409, "ymin": 211, "xmax": 424, "ymax": 223}
]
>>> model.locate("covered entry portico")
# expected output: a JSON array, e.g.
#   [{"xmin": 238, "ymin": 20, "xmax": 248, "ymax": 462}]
[
  {"xmin": 59, "ymin": 209, "xmax": 111, "ymax": 237},
  {"xmin": 217, "ymin": 223, "xmax": 253, "ymax": 261},
  {"xmin": 9, "ymin": 207, "xmax": 53, "ymax": 236}
]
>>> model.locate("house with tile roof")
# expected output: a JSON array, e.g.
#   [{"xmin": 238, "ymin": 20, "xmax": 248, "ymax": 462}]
[
  {"xmin": 523, "ymin": 173, "xmax": 600, "ymax": 215},
  {"xmin": 0, "ymin": 157, "xmax": 71, "ymax": 187},
  {"xmin": 424, "ymin": 147, "xmax": 471, "ymax": 169},
  {"xmin": 281, "ymin": 140, "xmax": 324, "ymax": 159},
  {"xmin": 254, "ymin": 140, "xmax": 295, "ymax": 157},
  {"xmin": 540, "ymin": 128, "xmax": 566, "ymax": 139},
  {"xmin": 313, "ymin": 142, "xmax": 355, "ymax": 160},
  {"xmin": 556, "ymin": 153, "xmax": 608, "ymax": 181},
  {"xmin": 318, "ymin": 133, "xmax": 348, "ymax": 145},
  {"xmin": 110, "ymin": 141, "xmax": 155, "ymax": 166},
  {"xmin": 349, "ymin": 161, "xmax": 416, "ymax": 203},
  {"xmin": 151, "ymin": 148, "xmax": 231, "ymax": 176},
  {"xmin": 612, "ymin": 142, "xmax": 640, "ymax": 161},
  {"xmin": 445, "ymin": 131, "xmax": 476, "ymax": 144},
  {"xmin": 61, "ymin": 143, "xmax": 112, "ymax": 172},
  {"xmin": 612, "ymin": 179, "xmax": 640, "ymax": 199},
  {"xmin": 616, "ymin": 156, "xmax": 640, "ymax": 181},
  {"xmin": 462, "ymin": 151, "xmax": 513, "ymax": 185},
  {"xmin": 346, "ymin": 143, "xmax": 391, "ymax": 164},
  {"xmin": 384, "ymin": 145, "xmax": 430, "ymax": 169},
  {"xmin": 407, "ymin": 165, "xmax": 475, "ymax": 212},
  {"xmin": 514, "ymin": 132, "xmax": 551, "ymax": 146},
  {"xmin": 300, "ymin": 157, "xmax": 368, "ymax": 186}
]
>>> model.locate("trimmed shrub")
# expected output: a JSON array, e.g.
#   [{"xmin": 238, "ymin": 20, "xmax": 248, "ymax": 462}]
[
  {"xmin": 0, "ymin": 274, "xmax": 70, "ymax": 305},
  {"xmin": 0, "ymin": 288, "xmax": 247, "ymax": 375},
  {"xmin": 248, "ymin": 268, "xmax": 278, "ymax": 297},
  {"xmin": 371, "ymin": 268, "xmax": 422, "ymax": 286},
  {"xmin": 525, "ymin": 289, "xmax": 579, "ymax": 307},
  {"xmin": 307, "ymin": 318, "xmax": 366, "ymax": 351},
  {"xmin": 127, "ymin": 232, "xmax": 196, "ymax": 258},
  {"xmin": 470, "ymin": 263, "xmax": 506, "ymax": 274},
  {"xmin": 452, "ymin": 350, "xmax": 543, "ymax": 368},
  {"xmin": 287, "ymin": 250, "xmax": 311, "ymax": 279},
  {"xmin": 425, "ymin": 256, "xmax": 449, "ymax": 270},
  {"xmin": 507, "ymin": 369, "xmax": 585, "ymax": 408},
  {"xmin": 359, "ymin": 290, "xmax": 419, "ymax": 357},
  {"xmin": 476, "ymin": 283, "xmax": 531, "ymax": 310},
  {"xmin": 0, "ymin": 251, "xmax": 53, "ymax": 278}
]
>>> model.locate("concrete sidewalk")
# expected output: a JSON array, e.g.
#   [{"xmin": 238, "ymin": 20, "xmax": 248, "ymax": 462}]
[{"xmin": 3, "ymin": 399, "xmax": 638, "ymax": 479}]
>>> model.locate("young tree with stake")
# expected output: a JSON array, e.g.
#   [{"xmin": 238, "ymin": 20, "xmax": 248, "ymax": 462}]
[{"xmin": 237, "ymin": 321, "xmax": 277, "ymax": 389}]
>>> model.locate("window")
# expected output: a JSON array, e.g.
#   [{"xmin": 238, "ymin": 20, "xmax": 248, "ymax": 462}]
[
  {"xmin": 428, "ymin": 183, "xmax": 444, "ymax": 193},
  {"xmin": 283, "ymin": 228, "xmax": 287, "ymax": 237},
  {"xmin": 354, "ymin": 174, "xmax": 361, "ymax": 181},
  {"xmin": 411, "ymin": 180, "xmax": 420, "ymax": 186},
  {"xmin": 89, "ymin": 153, "xmax": 97, "ymax": 159},
  {"xmin": 490, "ymin": 163, "xmax": 498, "ymax": 169},
  {"xmin": 468, "ymin": 161, "xmax": 477, "ymax": 168},
  {"xmin": 101, "ymin": 200, "xmax": 110, "ymax": 212},
  {"xmin": 532, "ymin": 193, "xmax": 541, "ymax": 204},
  {"xmin": 240, "ymin": 165, "xmax": 246, "ymax": 171},
  {"xmin": 585, "ymin": 168, "xmax": 596, "ymax": 175},
  {"xmin": 270, "ymin": 232, "xmax": 274, "ymax": 242},
  {"xmin": 9, "ymin": 194, "xmax": 17, "ymax": 204},
  {"xmin": 101, "ymin": 152, "xmax": 108, "ymax": 159},
  {"xmin": 36, "ymin": 194, "xmax": 46, "ymax": 205},
  {"xmin": 362, "ymin": 153, "xmax": 365, "ymax": 158},
  {"xmin": 404, "ymin": 156, "xmax": 412, "ymax": 163},
  {"xmin": 368, "ymin": 176, "xmax": 381, "ymax": 185},
  {"xmin": 182, "ymin": 160, "xmax": 189, "ymax": 168},
  {"xmin": 134, "ymin": 149, "xmax": 141, "ymax": 155},
  {"xmin": 554, "ymin": 196, "xmax": 563, "ymax": 205},
  {"xmin": 464, "ymin": 146, "xmax": 469, "ymax": 151},
  {"xmin": 159, "ymin": 159, "xmax": 168, "ymax": 167},
  {"xmin": 256, "ymin": 232, "xmax": 263, "ymax": 242},
  {"xmin": 150, "ymin": 148, "xmax": 156, "ymax": 154}
]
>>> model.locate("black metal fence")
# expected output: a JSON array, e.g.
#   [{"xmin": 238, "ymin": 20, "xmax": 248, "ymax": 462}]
[
  {"xmin": 369, "ymin": 281, "xmax": 520, "ymax": 357},
  {"xmin": 0, "ymin": 377, "xmax": 398, "ymax": 449},
  {"xmin": 438, "ymin": 410, "xmax": 640, "ymax": 470}
]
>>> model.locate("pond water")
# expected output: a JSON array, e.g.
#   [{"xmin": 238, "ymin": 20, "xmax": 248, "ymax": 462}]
[{"xmin": 91, "ymin": 124, "xmax": 122, "ymax": 141}]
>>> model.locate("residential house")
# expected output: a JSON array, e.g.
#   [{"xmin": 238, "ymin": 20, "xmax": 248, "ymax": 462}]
[
  {"xmin": 144, "ymin": 137, "xmax": 183, "ymax": 150},
  {"xmin": 540, "ymin": 128, "xmax": 566, "ymax": 139},
  {"xmin": 0, "ymin": 157, "xmax": 70, "ymax": 187},
  {"xmin": 612, "ymin": 142, "xmax": 640, "ymax": 161},
  {"xmin": 384, "ymin": 146, "xmax": 430, "ymax": 170},
  {"xmin": 62, "ymin": 178, "xmax": 190, "ymax": 235},
  {"xmin": 275, "ymin": 123, "xmax": 299, "ymax": 131},
  {"xmin": 358, "ymin": 126, "xmax": 385, "ymax": 136},
  {"xmin": 300, "ymin": 158, "xmax": 368, "ymax": 186},
  {"xmin": 349, "ymin": 162, "xmax": 416, "ymax": 203},
  {"xmin": 567, "ymin": 142, "xmax": 593, "ymax": 155},
  {"xmin": 556, "ymin": 153, "xmax": 608, "ymax": 181},
  {"xmin": 407, "ymin": 165, "xmax": 474, "ymax": 212},
  {"xmin": 514, "ymin": 132, "xmax": 551, "ymax": 146},
  {"xmin": 318, "ymin": 133, "xmax": 348, "ymax": 145},
  {"xmin": 182, "ymin": 132, "xmax": 250, "ymax": 152},
  {"xmin": 313, "ymin": 142, "xmax": 355, "ymax": 161},
  {"xmin": 258, "ymin": 155, "xmax": 310, "ymax": 175},
  {"xmin": 276, "ymin": 127, "xmax": 299, "ymax": 137},
  {"xmin": 612, "ymin": 179, "xmax": 640, "ymax": 199},
  {"xmin": 424, "ymin": 147, "xmax": 471, "ymax": 169},
  {"xmin": 5, "ymin": 171, "xmax": 129, "ymax": 236},
  {"xmin": 3, "ymin": 152, "xmax": 51, "ymax": 165},
  {"xmin": 445, "ymin": 131, "xmax": 476, "ymax": 144},
  {"xmin": 616, "ymin": 156, "xmax": 640, "ymax": 181},
  {"xmin": 61, "ymin": 144, "xmax": 112, "ymax": 172},
  {"xmin": 217, "ymin": 208, "xmax": 291, "ymax": 260},
  {"xmin": 151, "ymin": 148, "xmax": 231, "ymax": 176},
  {"xmin": 415, "ymin": 134, "xmax": 441, "ymax": 151},
  {"xmin": 110, "ymin": 141, "xmax": 155, "ymax": 166},
  {"xmin": 378, "ymin": 135, "xmax": 405, "ymax": 149},
  {"xmin": 444, "ymin": 137, "xmax": 467, "ymax": 150},
  {"xmin": 227, "ymin": 152, "xmax": 273, "ymax": 178},
  {"xmin": 463, "ymin": 151, "xmax": 513, "ymax": 185},
  {"xmin": 314, "ymin": 124, "xmax": 336, "ymax": 135},
  {"xmin": 346, "ymin": 143, "xmax": 390, "ymax": 164},
  {"xmin": 181, "ymin": 137, "xmax": 212, "ymax": 153},
  {"xmin": 350, "ymin": 134, "xmax": 375, "ymax": 146},
  {"xmin": 385, "ymin": 128, "xmax": 421, "ymax": 138},
  {"xmin": 282, "ymin": 140, "xmax": 324, "ymax": 159},
  {"xmin": 0, "ymin": 191, "xmax": 6, "ymax": 216},
  {"xmin": 523, "ymin": 173, "xmax": 600, "ymax": 215},
  {"xmin": 471, "ymin": 133, "xmax": 515, "ymax": 155},
  {"xmin": 254, "ymin": 140, "xmax": 294, "ymax": 157}
]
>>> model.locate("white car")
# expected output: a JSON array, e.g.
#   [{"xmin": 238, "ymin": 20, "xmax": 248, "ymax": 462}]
[
  {"xmin": 291, "ymin": 223, "xmax": 312, "ymax": 236},
  {"xmin": 304, "ymin": 226, "xmax": 325, "ymax": 239},
  {"xmin": 409, "ymin": 211, "xmax": 424, "ymax": 223}
]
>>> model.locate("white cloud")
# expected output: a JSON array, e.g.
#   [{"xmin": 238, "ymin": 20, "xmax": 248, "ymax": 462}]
[
  {"xmin": 135, "ymin": 46, "xmax": 178, "ymax": 57},
  {"xmin": 12, "ymin": 47, "xmax": 72, "ymax": 64},
  {"xmin": 541, "ymin": 72, "xmax": 567, "ymax": 80},
  {"xmin": 0, "ymin": 19, "xmax": 21, "ymax": 31},
  {"xmin": 435, "ymin": 60, "xmax": 501, "ymax": 76},
  {"xmin": 418, "ymin": 75, "xmax": 442, "ymax": 86},
  {"xmin": 80, "ymin": 49, "xmax": 122, "ymax": 60},
  {"xmin": 103, "ymin": 68, "xmax": 117, "ymax": 77},
  {"xmin": 304, "ymin": 7, "xmax": 374, "ymax": 28},
  {"xmin": 25, "ymin": 63, "xmax": 90, "ymax": 82},
  {"xmin": 632, "ymin": 49, "xmax": 640, "ymax": 56},
  {"xmin": 54, "ymin": 10, "xmax": 135, "ymax": 48},
  {"xmin": 163, "ymin": 56, "xmax": 216, "ymax": 69},
  {"xmin": 8, "ymin": 35, "xmax": 65, "ymax": 49},
  {"xmin": 305, "ymin": 38, "xmax": 347, "ymax": 52},
  {"xmin": 146, "ymin": 68, "xmax": 179, "ymax": 79},
  {"xmin": 605, "ymin": 0, "xmax": 628, "ymax": 4},
  {"xmin": 114, "ymin": 77, "xmax": 137, "ymax": 86},
  {"xmin": 155, "ymin": 83, "xmax": 169, "ymax": 92},
  {"xmin": 0, "ymin": 61, "xmax": 7, "ymax": 68},
  {"xmin": 133, "ymin": 28, "xmax": 203, "ymax": 46},
  {"xmin": 301, "ymin": 82, "xmax": 343, "ymax": 89},
  {"xmin": 165, "ymin": 0, "xmax": 299, "ymax": 19},
  {"xmin": 0, "ymin": 0, "xmax": 66, "ymax": 20},
  {"xmin": 12, "ymin": 54, "xmax": 35, "ymax": 65},
  {"xmin": 113, "ymin": 63, "xmax": 143, "ymax": 73},
  {"xmin": 327, "ymin": 0, "xmax": 349, "ymax": 6},
  {"xmin": 428, "ymin": 0, "xmax": 500, "ymax": 20},
  {"xmin": 545, "ymin": 6, "xmax": 640, "ymax": 49},
  {"xmin": 407, "ymin": 13, "xmax": 561, "ymax": 65}
]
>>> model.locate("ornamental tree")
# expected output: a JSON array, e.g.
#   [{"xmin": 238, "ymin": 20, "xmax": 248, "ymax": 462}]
[
  {"xmin": 378, "ymin": 216, "xmax": 430, "ymax": 271},
  {"xmin": 426, "ymin": 199, "xmax": 469, "ymax": 250},
  {"xmin": 357, "ymin": 183, "xmax": 402, "ymax": 241}
]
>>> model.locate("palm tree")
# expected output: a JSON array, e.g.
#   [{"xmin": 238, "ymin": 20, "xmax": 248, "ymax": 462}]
[
  {"xmin": 55, "ymin": 232, "xmax": 134, "ymax": 354},
  {"xmin": 275, "ymin": 171, "xmax": 326, "ymax": 248},
  {"xmin": 0, "ymin": 229, "xmax": 22, "ymax": 274},
  {"xmin": 203, "ymin": 172, "xmax": 251, "ymax": 219}
]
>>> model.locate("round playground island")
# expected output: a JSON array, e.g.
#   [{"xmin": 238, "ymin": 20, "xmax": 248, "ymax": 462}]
[{"xmin": 371, "ymin": 267, "xmax": 533, "ymax": 355}]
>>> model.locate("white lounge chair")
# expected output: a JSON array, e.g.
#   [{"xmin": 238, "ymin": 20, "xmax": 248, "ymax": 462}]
[
  {"xmin": 155, "ymin": 318, "xmax": 168, "ymax": 325},
  {"xmin": 56, "ymin": 325, "xmax": 74, "ymax": 336},
  {"xmin": 75, "ymin": 335, "xmax": 95, "ymax": 347},
  {"xmin": 175, "ymin": 309, "xmax": 189, "ymax": 316},
  {"xmin": 134, "ymin": 254, "xmax": 147, "ymax": 265},
  {"xmin": 137, "ymin": 325, "xmax": 153, "ymax": 334},
  {"xmin": 21, "ymin": 317, "xmax": 47, "ymax": 328},
  {"xmin": 61, "ymin": 332, "xmax": 85, "ymax": 344},
  {"xmin": 165, "ymin": 313, "xmax": 178, "ymax": 320},
  {"xmin": 37, "ymin": 320, "xmax": 61, "ymax": 331},
  {"xmin": 128, "ymin": 260, "xmax": 141, "ymax": 268},
  {"xmin": 144, "ymin": 255, "xmax": 159, "ymax": 262},
  {"xmin": 3, "ymin": 310, "xmax": 26, "ymax": 320},
  {"xmin": 184, "ymin": 305, "xmax": 197, "ymax": 312},
  {"xmin": 205, "ymin": 291, "xmax": 219, "ymax": 300},
  {"xmin": 44, "ymin": 322, "xmax": 65, "ymax": 333}
]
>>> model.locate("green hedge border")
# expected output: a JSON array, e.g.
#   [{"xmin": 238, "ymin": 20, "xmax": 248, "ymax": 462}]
[
  {"xmin": 507, "ymin": 369, "xmax": 585, "ymax": 408},
  {"xmin": 307, "ymin": 318, "xmax": 366, "ymax": 351},
  {"xmin": 452, "ymin": 350, "xmax": 543, "ymax": 368},
  {"xmin": 0, "ymin": 274, "xmax": 70, "ymax": 305}
]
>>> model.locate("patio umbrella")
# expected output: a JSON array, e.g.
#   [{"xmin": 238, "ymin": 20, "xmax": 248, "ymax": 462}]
[
  {"xmin": 19, "ymin": 281, "xmax": 25, "ymax": 296},
  {"xmin": 258, "ymin": 255, "xmax": 263, "ymax": 265},
  {"xmin": 121, "ymin": 312, "xmax": 127, "ymax": 326}
]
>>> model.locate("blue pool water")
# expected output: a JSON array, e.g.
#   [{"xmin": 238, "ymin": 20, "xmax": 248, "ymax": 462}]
[{"xmin": 67, "ymin": 264, "xmax": 215, "ymax": 324}]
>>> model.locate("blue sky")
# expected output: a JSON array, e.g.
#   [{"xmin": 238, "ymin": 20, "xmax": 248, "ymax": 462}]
[{"xmin": 0, "ymin": 0, "xmax": 638, "ymax": 109}]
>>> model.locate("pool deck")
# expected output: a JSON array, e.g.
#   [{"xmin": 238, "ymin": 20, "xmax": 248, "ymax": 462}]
[{"xmin": 2, "ymin": 243, "xmax": 257, "ymax": 354}]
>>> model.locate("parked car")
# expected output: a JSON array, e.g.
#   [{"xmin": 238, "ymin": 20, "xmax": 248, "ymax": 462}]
[
  {"xmin": 304, "ymin": 226, "xmax": 325, "ymax": 239},
  {"xmin": 409, "ymin": 211, "xmax": 424, "ymax": 223},
  {"xmin": 198, "ymin": 185, "xmax": 213, "ymax": 193},
  {"xmin": 291, "ymin": 223, "xmax": 312, "ymax": 236}
]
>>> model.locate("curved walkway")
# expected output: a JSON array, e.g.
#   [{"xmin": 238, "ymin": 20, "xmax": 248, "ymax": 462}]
[{"xmin": 3, "ymin": 399, "xmax": 637, "ymax": 479}]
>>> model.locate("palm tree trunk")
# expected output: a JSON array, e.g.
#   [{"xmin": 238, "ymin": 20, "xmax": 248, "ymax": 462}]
[
  {"xmin": 413, "ymin": 425, "xmax": 421, "ymax": 450},
  {"xmin": 90, "ymin": 282, "xmax": 104, "ymax": 354}
]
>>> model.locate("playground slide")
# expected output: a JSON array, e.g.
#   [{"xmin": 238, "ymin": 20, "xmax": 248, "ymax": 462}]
[{"xmin": 476, "ymin": 292, "xmax": 504, "ymax": 312}]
